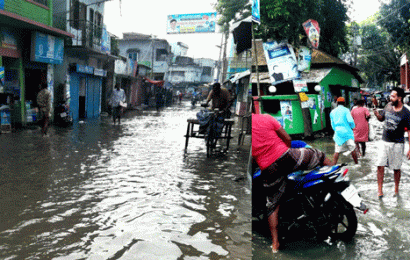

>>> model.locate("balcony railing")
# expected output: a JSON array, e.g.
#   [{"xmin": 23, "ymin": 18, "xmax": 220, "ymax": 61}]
[
  {"xmin": 68, "ymin": 20, "xmax": 103, "ymax": 50},
  {"xmin": 53, "ymin": 16, "xmax": 104, "ymax": 51}
]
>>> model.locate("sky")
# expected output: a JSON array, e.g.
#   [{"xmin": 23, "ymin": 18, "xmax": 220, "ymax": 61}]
[
  {"xmin": 104, "ymin": 0, "xmax": 222, "ymax": 61},
  {"xmin": 349, "ymin": 0, "xmax": 387, "ymax": 22},
  {"xmin": 103, "ymin": 0, "xmax": 386, "ymax": 61}
]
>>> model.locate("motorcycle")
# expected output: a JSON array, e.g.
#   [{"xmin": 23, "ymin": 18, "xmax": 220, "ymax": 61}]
[
  {"xmin": 54, "ymin": 101, "xmax": 73, "ymax": 127},
  {"xmin": 253, "ymin": 141, "xmax": 368, "ymax": 244}
]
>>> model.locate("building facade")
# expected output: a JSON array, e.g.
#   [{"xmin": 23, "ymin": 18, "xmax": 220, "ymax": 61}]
[
  {"xmin": 118, "ymin": 33, "xmax": 172, "ymax": 81},
  {"xmin": 0, "ymin": 0, "xmax": 74, "ymax": 127},
  {"xmin": 53, "ymin": 0, "xmax": 116, "ymax": 121}
]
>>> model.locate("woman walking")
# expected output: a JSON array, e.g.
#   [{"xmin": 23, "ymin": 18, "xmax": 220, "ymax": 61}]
[{"xmin": 351, "ymin": 99, "xmax": 371, "ymax": 156}]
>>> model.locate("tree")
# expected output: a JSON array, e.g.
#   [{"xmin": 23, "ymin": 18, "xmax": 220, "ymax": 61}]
[
  {"xmin": 255, "ymin": 0, "xmax": 351, "ymax": 57},
  {"xmin": 351, "ymin": 19, "xmax": 401, "ymax": 88},
  {"xmin": 378, "ymin": 0, "xmax": 410, "ymax": 53},
  {"xmin": 343, "ymin": 0, "xmax": 409, "ymax": 89}
]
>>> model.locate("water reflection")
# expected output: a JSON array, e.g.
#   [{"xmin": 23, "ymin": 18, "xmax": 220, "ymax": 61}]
[{"xmin": 0, "ymin": 102, "xmax": 251, "ymax": 259}]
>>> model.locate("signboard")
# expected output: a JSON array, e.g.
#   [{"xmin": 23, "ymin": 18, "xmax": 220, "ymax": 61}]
[
  {"xmin": 76, "ymin": 64, "xmax": 94, "ymax": 74},
  {"xmin": 0, "ymin": 0, "xmax": 3, "ymax": 10},
  {"xmin": 293, "ymin": 79, "xmax": 308, "ymax": 93},
  {"xmin": 263, "ymin": 42, "xmax": 300, "ymax": 85},
  {"xmin": 1, "ymin": 28, "xmax": 17, "ymax": 50},
  {"xmin": 31, "ymin": 32, "xmax": 64, "ymax": 64},
  {"xmin": 101, "ymin": 25, "xmax": 111, "ymax": 54},
  {"xmin": 94, "ymin": 68, "xmax": 107, "ymax": 77},
  {"xmin": 252, "ymin": 0, "xmax": 260, "ymax": 24},
  {"xmin": 166, "ymin": 12, "xmax": 217, "ymax": 34},
  {"xmin": 302, "ymin": 19, "xmax": 320, "ymax": 49}
]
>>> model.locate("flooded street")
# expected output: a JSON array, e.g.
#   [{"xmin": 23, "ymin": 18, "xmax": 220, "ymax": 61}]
[
  {"xmin": 0, "ymin": 101, "xmax": 251, "ymax": 259},
  {"xmin": 252, "ymin": 110, "xmax": 410, "ymax": 259}
]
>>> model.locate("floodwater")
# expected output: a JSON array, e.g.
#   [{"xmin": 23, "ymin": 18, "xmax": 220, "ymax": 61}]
[
  {"xmin": 0, "ymin": 101, "xmax": 251, "ymax": 259},
  {"xmin": 252, "ymin": 110, "xmax": 410, "ymax": 259}
]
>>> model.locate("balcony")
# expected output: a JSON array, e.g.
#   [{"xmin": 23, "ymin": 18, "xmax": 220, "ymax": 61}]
[
  {"xmin": 67, "ymin": 20, "xmax": 103, "ymax": 51},
  {"xmin": 53, "ymin": 16, "xmax": 103, "ymax": 51}
]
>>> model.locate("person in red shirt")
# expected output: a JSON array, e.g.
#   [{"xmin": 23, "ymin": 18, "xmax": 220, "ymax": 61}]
[{"xmin": 252, "ymin": 112, "xmax": 333, "ymax": 253}]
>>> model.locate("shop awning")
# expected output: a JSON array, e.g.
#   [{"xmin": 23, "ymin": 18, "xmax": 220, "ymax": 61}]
[
  {"xmin": 0, "ymin": 9, "xmax": 74, "ymax": 38},
  {"xmin": 251, "ymin": 69, "xmax": 332, "ymax": 84},
  {"xmin": 143, "ymin": 76, "xmax": 164, "ymax": 87},
  {"xmin": 229, "ymin": 69, "xmax": 250, "ymax": 83}
]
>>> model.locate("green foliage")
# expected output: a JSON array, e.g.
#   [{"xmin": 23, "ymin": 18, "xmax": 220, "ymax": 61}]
[
  {"xmin": 348, "ymin": 0, "xmax": 410, "ymax": 88},
  {"xmin": 378, "ymin": 0, "xmax": 410, "ymax": 53},
  {"xmin": 214, "ymin": 0, "xmax": 251, "ymax": 33},
  {"xmin": 255, "ymin": 0, "xmax": 351, "ymax": 57}
]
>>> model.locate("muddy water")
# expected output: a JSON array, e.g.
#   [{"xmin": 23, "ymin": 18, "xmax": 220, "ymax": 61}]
[{"xmin": 0, "ymin": 102, "xmax": 251, "ymax": 259}]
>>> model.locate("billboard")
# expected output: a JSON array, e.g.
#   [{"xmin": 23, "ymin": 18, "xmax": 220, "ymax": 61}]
[
  {"xmin": 263, "ymin": 42, "xmax": 300, "ymax": 85},
  {"xmin": 166, "ymin": 12, "xmax": 217, "ymax": 34}
]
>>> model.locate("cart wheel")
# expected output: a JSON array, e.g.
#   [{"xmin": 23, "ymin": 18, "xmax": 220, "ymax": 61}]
[{"xmin": 206, "ymin": 130, "xmax": 218, "ymax": 157}]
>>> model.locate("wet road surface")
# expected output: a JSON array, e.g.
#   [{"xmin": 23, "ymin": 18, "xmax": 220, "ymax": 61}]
[
  {"xmin": 0, "ymin": 101, "xmax": 251, "ymax": 259},
  {"xmin": 252, "ymin": 111, "xmax": 410, "ymax": 259}
]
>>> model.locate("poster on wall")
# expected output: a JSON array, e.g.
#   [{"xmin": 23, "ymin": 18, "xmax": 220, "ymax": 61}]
[
  {"xmin": 293, "ymin": 79, "xmax": 308, "ymax": 93},
  {"xmin": 31, "ymin": 32, "xmax": 64, "ymax": 64},
  {"xmin": 0, "ymin": 67, "xmax": 4, "ymax": 86},
  {"xmin": 263, "ymin": 42, "xmax": 300, "ymax": 85},
  {"xmin": 297, "ymin": 46, "xmax": 312, "ymax": 72},
  {"xmin": 166, "ymin": 12, "xmax": 217, "ymax": 34},
  {"xmin": 280, "ymin": 101, "xmax": 293, "ymax": 129}
]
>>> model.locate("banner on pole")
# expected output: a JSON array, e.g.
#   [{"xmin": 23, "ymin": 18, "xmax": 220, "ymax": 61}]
[
  {"xmin": 302, "ymin": 19, "xmax": 320, "ymax": 49},
  {"xmin": 252, "ymin": 0, "xmax": 260, "ymax": 24}
]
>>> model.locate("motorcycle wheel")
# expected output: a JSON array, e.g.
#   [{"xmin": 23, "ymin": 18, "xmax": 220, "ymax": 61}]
[{"xmin": 328, "ymin": 195, "xmax": 358, "ymax": 241}]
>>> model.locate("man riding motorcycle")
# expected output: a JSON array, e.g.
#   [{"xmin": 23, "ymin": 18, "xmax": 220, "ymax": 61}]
[{"xmin": 252, "ymin": 107, "xmax": 334, "ymax": 253}]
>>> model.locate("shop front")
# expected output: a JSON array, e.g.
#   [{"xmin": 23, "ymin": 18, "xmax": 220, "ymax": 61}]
[{"xmin": 69, "ymin": 64, "xmax": 107, "ymax": 121}]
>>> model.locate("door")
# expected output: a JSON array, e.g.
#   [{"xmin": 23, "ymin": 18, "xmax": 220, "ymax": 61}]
[{"xmin": 79, "ymin": 77, "xmax": 86, "ymax": 118}]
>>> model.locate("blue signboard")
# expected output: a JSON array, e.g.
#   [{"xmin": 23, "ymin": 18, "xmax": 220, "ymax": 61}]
[
  {"xmin": 0, "ymin": 0, "xmax": 4, "ymax": 10},
  {"xmin": 76, "ymin": 64, "xmax": 94, "ymax": 74},
  {"xmin": 101, "ymin": 26, "xmax": 111, "ymax": 54},
  {"xmin": 252, "ymin": 0, "xmax": 260, "ymax": 24},
  {"xmin": 32, "ymin": 32, "xmax": 64, "ymax": 64}
]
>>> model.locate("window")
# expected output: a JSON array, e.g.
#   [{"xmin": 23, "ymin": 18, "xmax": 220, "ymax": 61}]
[
  {"xmin": 156, "ymin": 49, "xmax": 168, "ymax": 61},
  {"xmin": 70, "ymin": 0, "xmax": 79, "ymax": 29},
  {"xmin": 31, "ymin": 0, "xmax": 48, "ymax": 6},
  {"xmin": 70, "ymin": 0, "xmax": 86, "ymax": 30},
  {"xmin": 128, "ymin": 52, "xmax": 138, "ymax": 62}
]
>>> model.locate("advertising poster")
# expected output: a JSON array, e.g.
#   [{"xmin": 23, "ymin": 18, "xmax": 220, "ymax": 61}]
[
  {"xmin": 166, "ymin": 12, "xmax": 217, "ymax": 34},
  {"xmin": 252, "ymin": 0, "xmax": 260, "ymax": 24},
  {"xmin": 263, "ymin": 42, "xmax": 300, "ymax": 85},
  {"xmin": 101, "ymin": 25, "xmax": 111, "ymax": 54},
  {"xmin": 280, "ymin": 101, "xmax": 293, "ymax": 128},
  {"xmin": 297, "ymin": 46, "xmax": 312, "ymax": 72},
  {"xmin": 31, "ymin": 32, "xmax": 64, "ymax": 64},
  {"xmin": 302, "ymin": 19, "xmax": 320, "ymax": 49},
  {"xmin": 0, "ymin": 67, "xmax": 4, "ymax": 86},
  {"xmin": 293, "ymin": 79, "xmax": 308, "ymax": 93}
]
